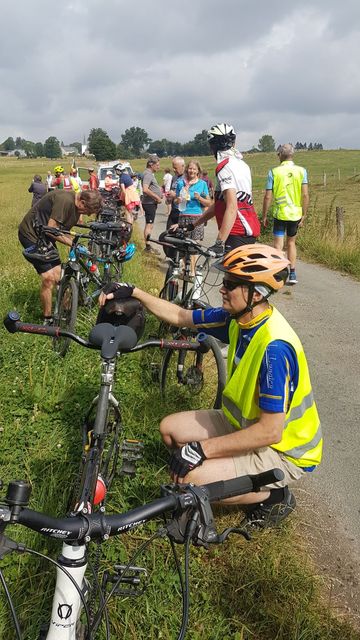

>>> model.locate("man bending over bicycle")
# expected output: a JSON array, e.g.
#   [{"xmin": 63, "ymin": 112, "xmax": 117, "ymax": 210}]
[
  {"xmin": 99, "ymin": 244, "xmax": 322, "ymax": 528},
  {"xmin": 19, "ymin": 189, "xmax": 102, "ymax": 324}
]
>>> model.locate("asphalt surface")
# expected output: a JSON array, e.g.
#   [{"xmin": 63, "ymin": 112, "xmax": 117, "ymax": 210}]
[{"xmin": 142, "ymin": 204, "xmax": 360, "ymax": 559}]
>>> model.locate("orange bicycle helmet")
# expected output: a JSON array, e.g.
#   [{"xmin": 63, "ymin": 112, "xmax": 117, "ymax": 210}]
[{"xmin": 215, "ymin": 244, "xmax": 290, "ymax": 292}]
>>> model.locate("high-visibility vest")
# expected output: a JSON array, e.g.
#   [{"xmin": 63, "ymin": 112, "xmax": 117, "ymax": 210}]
[
  {"xmin": 222, "ymin": 307, "xmax": 322, "ymax": 468},
  {"xmin": 271, "ymin": 161, "xmax": 305, "ymax": 221}
]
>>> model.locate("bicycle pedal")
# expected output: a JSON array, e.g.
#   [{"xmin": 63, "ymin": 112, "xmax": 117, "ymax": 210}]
[
  {"xmin": 103, "ymin": 564, "xmax": 147, "ymax": 597},
  {"xmin": 120, "ymin": 439, "xmax": 144, "ymax": 477}
]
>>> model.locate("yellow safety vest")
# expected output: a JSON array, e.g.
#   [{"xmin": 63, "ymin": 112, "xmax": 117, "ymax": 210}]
[
  {"xmin": 271, "ymin": 161, "xmax": 305, "ymax": 221},
  {"xmin": 222, "ymin": 307, "xmax": 322, "ymax": 468}
]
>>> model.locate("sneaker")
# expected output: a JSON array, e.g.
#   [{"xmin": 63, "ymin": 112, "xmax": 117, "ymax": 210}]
[
  {"xmin": 43, "ymin": 316, "xmax": 54, "ymax": 326},
  {"xmin": 288, "ymin": 271, "xmax": 298, "ymax": 285},
  {"xmin": 241, "ymin": 488, "xmax": 296, "ymax": 530}
]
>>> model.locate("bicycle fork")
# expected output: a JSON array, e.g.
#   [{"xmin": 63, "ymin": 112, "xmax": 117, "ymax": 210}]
[{"xmin": 46, "ymin": 543, "xmax": 87, "ymax": 640}]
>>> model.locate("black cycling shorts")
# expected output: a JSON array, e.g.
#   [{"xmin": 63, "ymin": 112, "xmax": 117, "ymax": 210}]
[
  {"xmin": 225, "ymin": 234, "xmax": 256, "ymax": 252},
  {"xmin": 18, "ymin": 230, "xmax": 61, "ymax": 275},
  {"xmin": 143, "ymin": 202, "xmax": 158, "ymax": 224},
  {"xmin": 273, "ymin": 218, "xmax": 300, "ymax": 238}
]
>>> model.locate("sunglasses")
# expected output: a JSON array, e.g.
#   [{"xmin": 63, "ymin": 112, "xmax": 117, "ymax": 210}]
[{"xmin": 222, "ymin": 278, "xmax": 243, "ymax": 291}]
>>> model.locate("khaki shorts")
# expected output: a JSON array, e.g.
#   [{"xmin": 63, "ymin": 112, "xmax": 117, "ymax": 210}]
[{"xmin": 206, "ymin": 410, "xmax": 305, "ymax": 489}]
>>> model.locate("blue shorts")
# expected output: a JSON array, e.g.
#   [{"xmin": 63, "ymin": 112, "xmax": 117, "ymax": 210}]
[{"xmin": 273, "ymin": 218, "xmax": 300, "ymax": 238}]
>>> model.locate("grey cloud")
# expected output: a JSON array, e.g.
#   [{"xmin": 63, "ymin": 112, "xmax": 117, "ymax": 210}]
[{"xmin": 1, "ymin": 1, "xmax": 360, "ymax": 148}]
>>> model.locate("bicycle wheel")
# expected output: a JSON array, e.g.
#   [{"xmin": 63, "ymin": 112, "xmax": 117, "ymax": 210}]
[
  {"xmin": 53, "ymin": 277, "xmax": 78, "ymax": 356},
  {"xmin": 160, "ymin": 334, "xmax": 226, "ymax": 410}
]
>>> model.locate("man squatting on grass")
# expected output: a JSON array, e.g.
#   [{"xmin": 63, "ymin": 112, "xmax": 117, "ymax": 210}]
[
  {"xmin": 99, "ymin": 244, "xmax": 322, "ymax": 528},
  {"xmin": 18, "ymin": 189, "xmax": 102, "ymax": 324}
]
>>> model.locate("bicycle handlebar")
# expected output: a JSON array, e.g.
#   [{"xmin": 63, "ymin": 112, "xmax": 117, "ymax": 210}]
[
  {"xmin": 38, "ymin": 225, "xmax": 123, "ymax": 248},
  {"xmin": 3, "ymin": 312, "xmax": 210, "ymax": 357},
  {"xmin": 147, "ymin": 234, "xmax": 216, "ymax": 259},
  {"xmin": 0, "ymin": 469, "xmax": 284, "ymax": 543}
]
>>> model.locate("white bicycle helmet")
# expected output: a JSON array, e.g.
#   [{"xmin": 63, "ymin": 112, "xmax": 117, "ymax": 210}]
[{"xmin": 207, "ymin": 123, "xmax": 236, "ymax": 154}]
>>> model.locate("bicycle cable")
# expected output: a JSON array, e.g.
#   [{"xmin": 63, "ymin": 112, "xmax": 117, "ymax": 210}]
[
  {"xmin": 87, "ymin": 551, "xmax": 111, "ymax": 640},
  {"xmin": 0, "ymin": 567, "xmax": 22, "ymax": 640},
  {"xmin": 176, "ymin": 535, "xmax": 192, "ymax": 640},
  {"xmin": 91, "ymin": 527, "xmax": 166, "ymax": 632}
]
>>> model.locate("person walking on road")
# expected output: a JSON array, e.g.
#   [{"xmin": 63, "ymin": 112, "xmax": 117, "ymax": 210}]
[
  {"xmin": 189, "ymin": 123, "xmax": 260, "ymax": 257},
  {"xmin": 99, "ymin": 244, "xmax": 322, "ymax": 528},
  {"xmin": 18, "ymin": 190, "xmax": 102, "ymax": 324},
  {"xmin": 262, "ymin": 144, "xmax": 309, "ymax": 285},
  {"xmin": 141, "ymin": 156, "xmax": 163, "ymax": 254}
]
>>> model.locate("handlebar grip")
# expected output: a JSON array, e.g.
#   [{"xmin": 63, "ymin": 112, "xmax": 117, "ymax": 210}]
[
  {"xmin": 3, "ymin": 314, "xmax": 59, "ymax": 338},
  {"xmin": 205, "ymin": 468, "xmax": 284, "ymax": 502},
  {"xmin": 250, "ymin": 469, "xmax": 284, "ymax": 491},
  {"xmin": 3, "ymin": 311, "xmax": 21, "ymax": 333}
]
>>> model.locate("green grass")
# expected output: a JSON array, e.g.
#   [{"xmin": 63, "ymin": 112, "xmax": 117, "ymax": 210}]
[{"xmin": 0, "ymin": 159, "xmax": 359, "ymax": 638}]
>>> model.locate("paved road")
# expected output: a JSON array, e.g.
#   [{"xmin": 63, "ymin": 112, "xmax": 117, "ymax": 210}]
[{"xmin": 141, "ymin": 204, "xmax": 360, "ymax": 559}]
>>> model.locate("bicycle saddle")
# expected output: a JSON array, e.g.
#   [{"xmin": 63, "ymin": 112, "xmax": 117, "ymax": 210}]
[{"xmin": 88, "ymin": 323, "xmax": 138, "ymax": 358}]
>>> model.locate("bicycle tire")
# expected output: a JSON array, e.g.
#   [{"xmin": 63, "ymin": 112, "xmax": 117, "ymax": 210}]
[
  {"xmin": 53, "ymin": 277, "xmax": 78, "ymax": 357},
  {"xmin": 160, "ymin": 334, "xmax": 226, "ymax": 410}
]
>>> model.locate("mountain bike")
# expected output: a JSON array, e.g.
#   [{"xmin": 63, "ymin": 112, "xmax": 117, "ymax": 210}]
[
  {"xmin": 0, "ymin": 466, "xmax": 283, "ymax": 639},
  {"xmin": 38, "ymin": 223, "xmax": 135, "ymax": 356},
  {"xmin": 146, "ymin": 233, "xmax": 226, "ymax": 410},
  {"xmin": 0, "ymin": 312, "xmax": 228, "ymax": 639}
]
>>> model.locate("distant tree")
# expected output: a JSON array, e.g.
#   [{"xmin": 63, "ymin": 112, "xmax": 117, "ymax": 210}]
[
  {"xmin": 313, "ymin": 142, "xmax": 323, "ymax": 151},
  {"xmin": 15, "ymin": 136, "xmax": 23, "ymax": 148},
  {"xmin": 147, "ymin": 138, "xmax": 174, "ymax": 157},
  {"xmin": 88, "ymin": 128, "xmax": 116, "ymax": 161},
  {"xmin": 258, "ymin": 134, "xmax": 276, "ymax": 153},
  {"xmin": 22, "ymin": 141, "xmax": 36, "ymax": 157},
  {"xmin": 121, "ymin": 127, "xmax": 151, "ymax": 158},
  {"xmin": 308, "ymin": 142, "xmax": 313, "ymax": 151},
  {"xmin": 116, "ymin": 142, "xmax": 128, "ymax": 159},
  {"xmin": 69, "ymin": 141, "xmax": 82, "ymax": 154},
  {"xmin": 191, "ymin": 130, "xmax": 209, "ymax": 155},
  {"xmin": 3, "ymin": 136, "xmax": 15, "ymax": 150},
  {"xmin": 44, "ymin": 136, "xmax": 62, "ymax": 159},
  {"xmin": 246, "ymin": 147, "xmax": 261, "ymax": 154},
  {"xmin": 35, "ymin": 142, "xmax": 44, "ymax": 157}
]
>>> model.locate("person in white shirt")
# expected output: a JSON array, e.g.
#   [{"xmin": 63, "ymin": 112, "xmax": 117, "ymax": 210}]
[{"xmin": 190, "ymin": 123, "xmax": 260, "ymax": 257}]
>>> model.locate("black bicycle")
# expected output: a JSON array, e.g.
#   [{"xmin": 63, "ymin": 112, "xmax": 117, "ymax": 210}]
[
  {"xmin": 0, "ymin": 468, "xmax": 283, "ymax": 639},
  {"xmin": 145, "ymin": 233, "xmax": 226, "ymax": 410},
  {"xmin": 38, "ymin": 223, "xmax": 134, "ymax": 356}
]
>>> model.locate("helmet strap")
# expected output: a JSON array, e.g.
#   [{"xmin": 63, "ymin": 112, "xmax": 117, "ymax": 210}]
[{"xmin": 231, "ymin": 285, "xmax": 271, "ymax": 320}]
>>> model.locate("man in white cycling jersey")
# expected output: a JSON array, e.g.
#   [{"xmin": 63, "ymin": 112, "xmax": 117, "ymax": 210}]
[{"xmin": 189, "ymin": 123, "xmax": 260, "ymax": 257}]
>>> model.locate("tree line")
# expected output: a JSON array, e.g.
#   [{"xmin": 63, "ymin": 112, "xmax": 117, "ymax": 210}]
[{"xmin": 0, "ymin": 129, "xmax": 324, "ymax": 161}]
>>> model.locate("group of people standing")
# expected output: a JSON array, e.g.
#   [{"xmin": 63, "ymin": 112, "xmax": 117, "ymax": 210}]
[{"xmin": 140, "ymin": 125, "xmax": 308, "ymax": 287}]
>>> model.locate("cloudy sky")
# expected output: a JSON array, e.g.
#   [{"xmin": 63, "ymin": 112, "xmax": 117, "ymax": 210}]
[{"xmin": 1, "ymin": 0, "xmax": 360, "ymax": 150}]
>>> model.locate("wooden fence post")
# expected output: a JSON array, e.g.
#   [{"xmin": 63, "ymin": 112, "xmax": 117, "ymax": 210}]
[
  {"xmin": 336, "ymin": 207, "xmax": 345, "ymax": 241},
  {"xmin": 338, "ymin": 168, "xmax": 341, "ymax": 181},
  {"xmin": 323, "ymin": 172, "xmax": 327, "ymax": 187}
]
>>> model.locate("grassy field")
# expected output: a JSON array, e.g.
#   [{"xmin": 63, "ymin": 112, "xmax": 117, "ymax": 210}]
[{"xmin": 0, "ymin": 157, "xmax": 359, "ymax": 638}]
